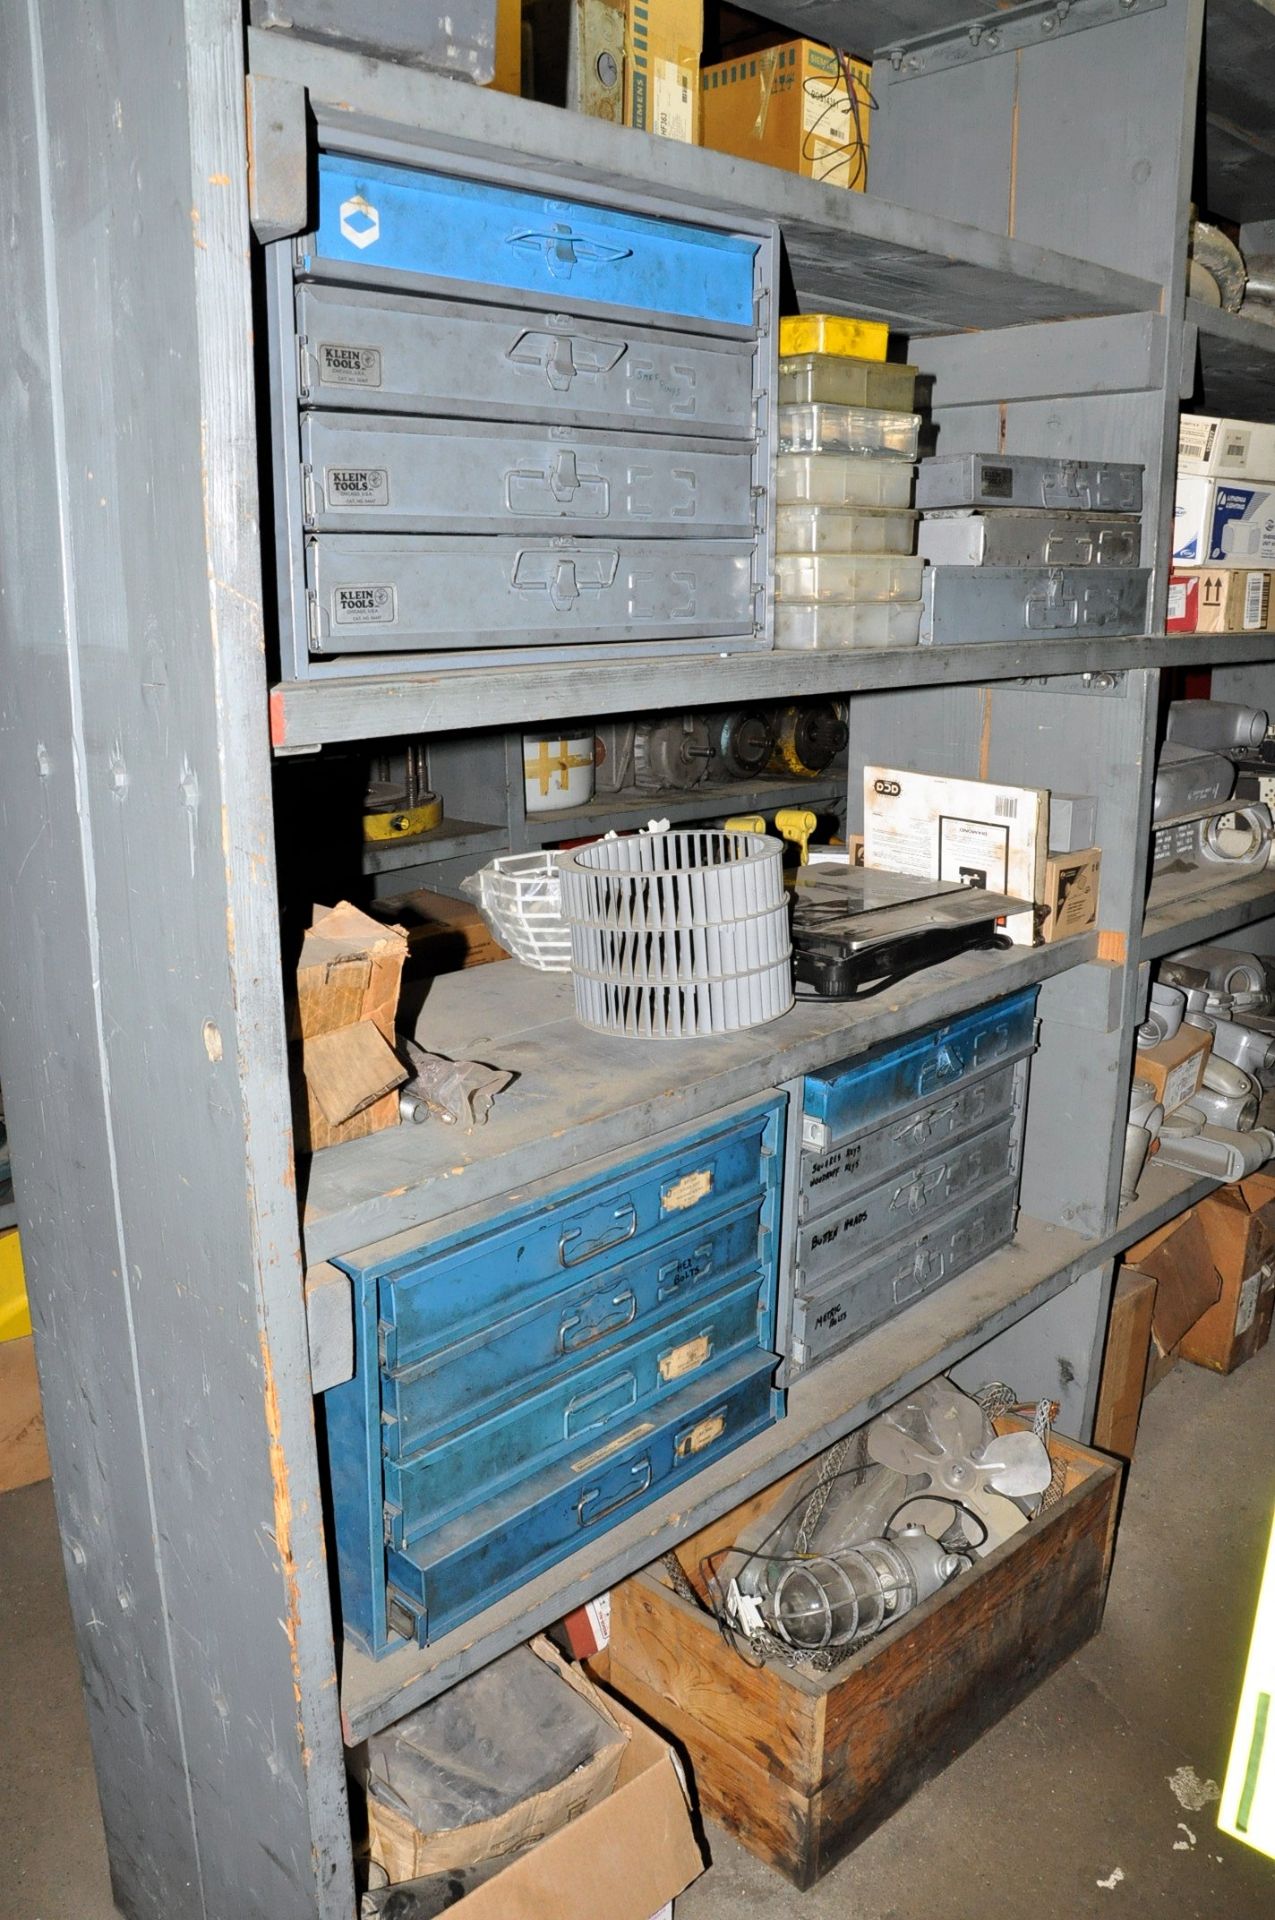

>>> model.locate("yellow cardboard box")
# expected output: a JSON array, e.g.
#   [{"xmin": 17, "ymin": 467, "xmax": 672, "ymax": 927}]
[
  {"xmin": 627, "ymin": 0, "xmax": 702, "ymax": 143},
  {"xmin": 700, "ymin": 39, "xmax": 871, "ymax": 191}
]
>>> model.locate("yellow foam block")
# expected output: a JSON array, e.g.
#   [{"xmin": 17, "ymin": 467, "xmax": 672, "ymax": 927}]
[
  {"xmin": 0, "ymin": 1229, "xmax": 30, "ymax": 1343},
  {"xmin": 778, "ymin": 314, "xmax": 888, "ymax": 360}
]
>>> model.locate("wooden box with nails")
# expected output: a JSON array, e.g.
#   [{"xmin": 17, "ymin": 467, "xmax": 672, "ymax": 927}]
[{"xmin": 602, "ymin": 1420, "xmax": 1121, "ymax": 1888}]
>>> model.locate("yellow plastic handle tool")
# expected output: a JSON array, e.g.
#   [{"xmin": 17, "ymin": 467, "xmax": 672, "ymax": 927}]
[
  {"xmin": 723, "ymin": 814, "xmax": 767, "ymax": 835},
  {"xmin": 775, "ymin": 807, "xmax": 818, "ymax": 864}
]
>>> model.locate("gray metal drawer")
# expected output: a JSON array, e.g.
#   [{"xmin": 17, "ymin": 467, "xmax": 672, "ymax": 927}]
[
  {"xmin": 795, "ymin": 1114, "xmax": 1020, "ymax": 1289},
  {"xmin": 798, "ymin": 1056, "xmax": 1026, "ymax": 1225},
  {"xmin": 306, "ymin": 534, "xmax": 759, "ymax": 652},
  {"xmin": 299, "ymin": 413, "xmax": 757, "ymax": 538},
  {"xmin": 790, "ymin": 1175, "xmax": 1019, "ymax": 1374},
  {"xmin": 294, "ymin": 283, "xmax": 759, "ymax": 439},
  {"xmin": 919, "ymin": 566, "xmax": 1150, "ymax": 646},
  {"xmin": 917, "ymin": 510, "xmax": 1142, "ymax": 569}
]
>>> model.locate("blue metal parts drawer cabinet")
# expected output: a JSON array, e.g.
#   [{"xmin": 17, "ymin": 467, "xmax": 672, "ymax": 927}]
[
  {"xmin": 788, "ymin": 991, "xmax": 1038, "ymax": 1375},
  {"xmin": 267, "ymin": 134, "xmax": 779, "ymax": 681},
  {"xmin": 324, "ymin": 1094, "xmax": 785, "ymax": 1657}
]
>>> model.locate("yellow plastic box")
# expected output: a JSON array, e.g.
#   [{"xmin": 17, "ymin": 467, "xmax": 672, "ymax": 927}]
[{"xmin": 779, "ymin": 314, "xmax": 888, "ymax": 360}]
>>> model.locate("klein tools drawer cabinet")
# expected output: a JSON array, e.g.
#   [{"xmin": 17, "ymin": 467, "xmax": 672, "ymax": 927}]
[
  {"xmin": 788, "ymin": 989, "xmax": 1038, "ymax": 1373},
  {"xmin": 324, "ymin": 1095, "xmax": 786, "ymax": 1657},
  {"xmin": 267, "ymin": 142, "xmax": 779, "ymax": 680}
]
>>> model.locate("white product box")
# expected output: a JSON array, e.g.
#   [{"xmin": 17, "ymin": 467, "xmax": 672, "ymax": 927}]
[
  {"xmin": 1173, "ymin": 475, "xmax": 1275, "ymax": 567},
  {"xmin": 1178, "ymin": 414, "xmax": 1275, "ymax": 481},
  {"xmin": 862, "ymin": 767, "xmax": 1048, "ymax": 946}
]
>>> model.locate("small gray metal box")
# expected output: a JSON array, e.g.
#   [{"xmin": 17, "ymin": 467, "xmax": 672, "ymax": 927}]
[
  {"xmin": 1049, "ymin": 793, "xmax": 1099, "ymax": 853},
  {"xmin": 294, "ymin": 284, "xmax": 760, "ymax": 439},
  {"xmin": 917, "ymin": 509, "xmax": 1141, "ymax": 568},
  {"xmin": 306, "ymin": 535, "xmax": 759, "ymax": 654},
  {"xmin": 919, "ymin": 566, "xmax": 1150, "ymax": 645},
  {"xmin": 789, "ymin": 1175, "xmax": 1019, "ymax": 1374},
  {"xmin": 795, "ymin": 1113, "xmax": 1020, "ymax": 1288},
  {"xmin": 300, "ymin": 413, "xmax": 756, "ymax": 538},
  {"xmin": 916, "ymin": 453, "xmax": 1143, "ymax": 513},
  {"xmin": 797, "ymin": 1056, "xmax": 1027, "ymax": 1226}
]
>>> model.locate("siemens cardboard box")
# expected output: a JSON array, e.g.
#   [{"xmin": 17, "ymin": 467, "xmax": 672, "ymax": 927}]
[
  {"xmin": 627, "ymin": 0, "xmax": 702, "ymax": 142},
  {"xmin": 701, "ymin": 39, "xmax": 871, "ymax": 190}
]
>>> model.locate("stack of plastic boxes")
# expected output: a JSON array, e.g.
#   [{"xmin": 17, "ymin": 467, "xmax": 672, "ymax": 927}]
[{"xmin": 773, "ymin": 314, "xmax": 924, "ymax": 651}]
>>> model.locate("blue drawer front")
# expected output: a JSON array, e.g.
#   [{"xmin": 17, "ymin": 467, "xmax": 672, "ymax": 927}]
[
  {"xmin": 384, "ymin": 1271, "xmax": 769, "ymax": 1540},
  {"xmin": 306, "ymin": 156, "xmax": 758, "ymax": 329},
  {"xmin": 802, "ymin": 989, "xmax": 1038, "ymax": 1151},
  {"xmin": 382, "ymin": 1195, "xmax": 768, "ymax": 1455},
  {"xmin": 385, "ymin": 1350, "xmax": 779, "ymax": 1645},
  {"xmin": 356, "ymin": 1096, "xmax": 784, "ymax": 1372}
]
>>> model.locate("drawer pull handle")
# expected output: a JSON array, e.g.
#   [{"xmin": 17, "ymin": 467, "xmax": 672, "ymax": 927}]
[
  {"xmin": 507, "ymin": 330, "xmax": 627, "ymax": 394},
  {"xmin": 558, "ymin": 1202, "xmax": 638, "ymax": 1269},
  {"xmin": 507, "ymin": 221, "xmax": 633, "ymax": 281},
  {"xmin": 918, "ymin": 1042, "xmax": 966, "ymax": 1094},
  {"xmin": 565, "ymin": 1370, "xmax": 638, "ymax": 1437},
  {"xmin": 558, "ymin": 1286, "xmax": 638, "ymax": 1352},
  {"xmin": 577, "ymin": 1457, "xmax": 652, "ymax": 1528}
]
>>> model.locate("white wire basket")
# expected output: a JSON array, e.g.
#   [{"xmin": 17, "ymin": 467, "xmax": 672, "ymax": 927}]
[
  {"xmin": 556, "ymin": 830, "xmax": 794, "ymax": 1037},
  {"xmin": 461, "ymin": 851, "xmax": 573, "ymax": 973}
]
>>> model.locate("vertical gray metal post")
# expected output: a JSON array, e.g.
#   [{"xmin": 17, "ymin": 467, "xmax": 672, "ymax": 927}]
[{"xmin": 0, "ymin": 3, "xmax": 352, "ymax": 1915}]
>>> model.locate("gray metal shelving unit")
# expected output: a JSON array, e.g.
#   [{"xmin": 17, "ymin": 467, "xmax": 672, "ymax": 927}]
[{"xmin": 6, "ymin": 1, "xmax": 1275, "ymax": 1915}]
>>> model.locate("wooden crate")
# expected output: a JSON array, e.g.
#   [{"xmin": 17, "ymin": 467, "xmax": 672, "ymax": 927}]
[{"xmin": 605, "ymin": 1425, "xmax": 1121, "ymax": 1889}]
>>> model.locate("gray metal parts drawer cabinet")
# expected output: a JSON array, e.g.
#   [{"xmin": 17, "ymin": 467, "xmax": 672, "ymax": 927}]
[
  {"xmin": 268, "ymin": 138, "xmax": 779, "ymax": 679},
  {"xmin": 788, "ymin": 990, "xmax": 1038, "ymax": 1373},
  {"xmin": 324, "ymin": 1094, "xmax": 786, "ymax": 1656}
]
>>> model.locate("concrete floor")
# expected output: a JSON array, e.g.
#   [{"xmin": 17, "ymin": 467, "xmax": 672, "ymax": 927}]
[{"xmin": 3, "ymin": 1348, "xmax": 1275, "ymax": 1920}]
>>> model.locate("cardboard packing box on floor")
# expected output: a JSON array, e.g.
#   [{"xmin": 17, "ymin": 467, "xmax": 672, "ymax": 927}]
[
  {"xmin": 1124, "ymin": 1209, "xmax": 1222, "ymax": 1359},
  {"xmin": 700, "ymin": 38, "xmax": 871, "ymax": 190},
  {"xmin": 1182, "ymin": 1174, "xmax": 1275, "ymax": 1373},
  {"xmin": 293, "ymin": 901, "xmax": 408, "ymax": 1152},
  {"xmin": 1093, "ymin": 1267, "xmax": 1158, "ymax": 1458}
]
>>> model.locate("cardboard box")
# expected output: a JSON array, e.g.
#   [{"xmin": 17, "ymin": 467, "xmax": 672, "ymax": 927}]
[
  {"xmin": 1125, "ymin": 1210, "xmax": 1222, "ymax": 1356},
  {"xmin": 1178, "ymin": 413, "xmax": 1275, "ymax": 480},
  {"xmin": 1173, "ymin": 475, "xmax": 1275, "ymax": 567},
  {"xmin": 863, "ymin": 766, "xmax": 1047, "ymax": 946},
  {"xmin": 366, "ymin": 1692, "xmax": 704, "ymax": 1919},
  {"xmin": 1132, "ymin": 1023, "xmax": 1212, "ymax": 1114},
  {"xmin": 1181, "ymin": 1174, "xmax": 1275, "ymax": 1373},
  {"xmin": 1093, "ymin": 1268, "xmax": 1158, "ymax": 1458},
  {"xmin": 627, "ymin": 0, "xmax": 702, "ymax": 142},
  {"xmin": 1039, "ymin": 847, "xmax": 1101, "ymax": 944},
  {"xmin": 367, "ymin": 1639, "xmax": 628, "ymax": 1882},
  {"xmin": 294, "ymin": 901, "xmax": 408, "ymax": 1153},
  {"xmin": 1167, "ymin": 568, "xmax": 1272, "ymax": 633},
  {"xmin": 0, "ymin": 1334, "xmax": 50, "ymax": 1494},
  {"xmin": 701, "ymin": 39, "xmax": 871, "ymax": 192}
]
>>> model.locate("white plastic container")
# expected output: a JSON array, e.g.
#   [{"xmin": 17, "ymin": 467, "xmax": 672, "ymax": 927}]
[
  {"xmin": 461, "ymin": 852, "xmax": 573, "ymax": 971},
  {"xmin": 522, "ymin": 731, "xmax": 595, "ymax": 814},
  {"xmin": 776, "ymin": 404, "xmax": 922, "ymax": 460},
  {"xmin": 775, "ymin": 504, "xmax": 918, "ymax": 556},
  {"xmin": 776, "ymin": 453, "xmax": 915, "ymax": 510},
  {"xmin": 556, "ymin": 830, "xmax": 793, "ymax": 1037},
  {"xmin": 774, "ymin": 599, "xmax": 924, "ymax": 651},
  {"xmin": 778, "ymin": 353, "xmax": 918, "ymax": 411},
  {"xmin": 775, "ymin": 552, "xmax": 926, "ymax": 603}
]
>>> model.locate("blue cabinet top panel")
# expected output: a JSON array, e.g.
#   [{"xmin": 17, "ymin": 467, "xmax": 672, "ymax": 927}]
[{"xmin": 305, "ymin": 156, "xmax": 760, "ymax": 329}]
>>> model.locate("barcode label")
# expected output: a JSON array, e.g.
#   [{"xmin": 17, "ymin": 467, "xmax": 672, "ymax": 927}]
[
  {"xmin": 1168, "ymin": 581, "xmax": 1188, "ymax": 620},
  {"xmin": 1244, "ymin": 571, "xmax": 1268, "ymax": 630},
  {"xmin": 994, "ymin": 794, "xmax": 1019, "ymax": 819}
]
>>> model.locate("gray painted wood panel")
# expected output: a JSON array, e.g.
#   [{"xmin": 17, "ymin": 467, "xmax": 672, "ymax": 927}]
[{"xmin": 0, "ymin": 4, "xmax": 352, "ymax": 1914}]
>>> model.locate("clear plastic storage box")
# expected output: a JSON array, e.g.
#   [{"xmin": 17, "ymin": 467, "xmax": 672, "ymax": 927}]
[
  {"xmin": 776, "ymin": 404, "xmax": 922, "ymax": 460},
  {"xmin": 775, "ymin": 552, "xmax": 927, "ymax": 603},
  {"xmin": 776, "ymin": 453, "xmax": 915, "ymax": 509},
  {"xmin": 775, "ymin": 504, "xmax": 918, "ymax": 556},
  {"xmin": 778, "ymin": 353, "xmax": 918, "ymax": 411},
  {"xmin": 774, "ymin": 599, "xmax": 924, "ymax": 651}
]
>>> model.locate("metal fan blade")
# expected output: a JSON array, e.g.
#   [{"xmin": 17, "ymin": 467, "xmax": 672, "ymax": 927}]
[
  {"xmin": 913, "ymin": 1380, "xmax": 987, "ymax": 1460},
  {"xmin": 975, "ymin": 1428, "xmax": 1053, "ymax": 1499},
  {"xmin": 963, "ymin": 1487, "xmax": 1030, "ymax": 1556},
  {"xmin": 865, "ymin": 1417, "xmax": 941, "ymax": 1476}
]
